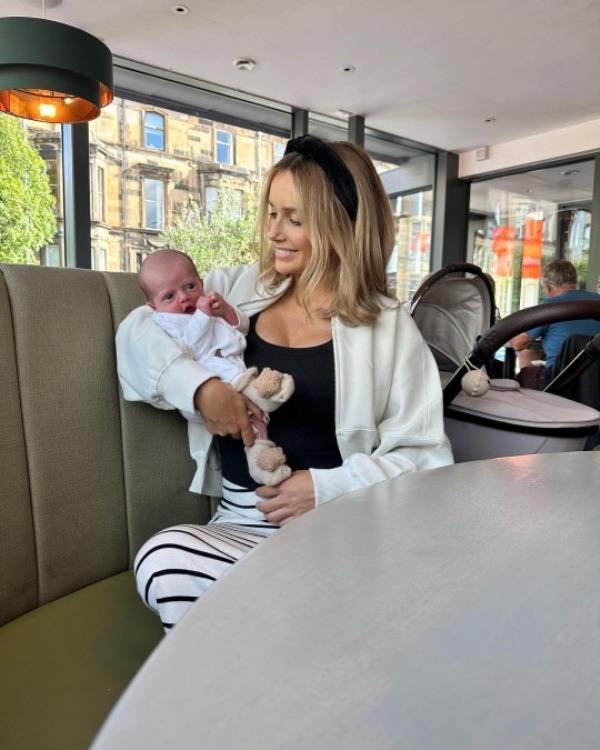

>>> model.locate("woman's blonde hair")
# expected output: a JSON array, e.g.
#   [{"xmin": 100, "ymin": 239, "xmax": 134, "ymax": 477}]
[{"xmin": 258, "ymin": 140, "xmax": 396, "ymax": 326}]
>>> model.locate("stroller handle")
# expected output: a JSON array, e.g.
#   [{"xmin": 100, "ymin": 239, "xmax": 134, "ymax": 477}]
[{"xmin": 443, "ymin": 299, "xmax": 600, "ymax": 407}]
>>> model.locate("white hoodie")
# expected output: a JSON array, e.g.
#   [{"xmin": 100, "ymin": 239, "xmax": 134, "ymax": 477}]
[{"xmin": 116, "ymin": 264, "xmax": 453, "ymax": 506}]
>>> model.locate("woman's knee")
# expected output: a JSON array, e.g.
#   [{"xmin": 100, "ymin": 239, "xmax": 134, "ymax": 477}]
[{"xmin": 133, "ymin": 524, "xmax": 208, "ymax": 602}]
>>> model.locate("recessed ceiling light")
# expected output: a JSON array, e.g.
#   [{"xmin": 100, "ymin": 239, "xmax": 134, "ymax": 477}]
[
  {"xmin": 561, "ymin": 168, "xmax": 580, "ymax": 177},
  {"xmin": 233, "ymin": 58, "xmax": 256, "ymax": 71},
  {"xmin": 483, "ymin": 116, "xmax": 496, "ymax": 123},
  {"xmin": 171, "ymin": 5, "xmax": 189, "ymax": 15},
  {"xmin": 336, "ymin": 109, "xmax": 353, "ymax": 118},
  {"xmin": 340, "ymin": 65, "xmax": 356, "ymax": 73}
]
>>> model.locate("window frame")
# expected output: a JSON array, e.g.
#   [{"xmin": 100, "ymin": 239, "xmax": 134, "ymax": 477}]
[
  {"xmin": 96, "ymin": 166, "xmax": 105, "ymax": 223},
  {"xmin": 144, "ymin": 111, "xmax": 166, "ymax": 151},
  {"xmin": 142, "ymin": 176, "xmax": 166, "ymax": 231},
  {"xmin": 215, "ymin": 129, "xmax": 233, "ymax": 165}
]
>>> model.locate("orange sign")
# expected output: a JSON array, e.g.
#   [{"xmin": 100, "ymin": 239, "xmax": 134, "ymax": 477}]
[
  {"xmin": 491, "ymin": 226, "xmax": 515, "ymax": 277},
  {"xmin": 411, "ymin": 232, "xmax": 431, "ymax": 254},
  {"xmin": 521, "ymin": 217, "xmax": 543, "ymax": 279}
]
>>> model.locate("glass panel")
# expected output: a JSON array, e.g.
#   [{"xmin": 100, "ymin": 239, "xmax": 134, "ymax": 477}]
[
  {"xmin": 143, "ymin": 178, "xmax": 165, "ymax": 230},
  {"xmin": 96, "ymin": 166, "xmax": 105, "ymax": 222},
  {"xmin": 205, "ymin": 186, "xmax": 218, "ymax": 214},
  {"xmin": 88, "ymin": 96, "xmax": 288, "ymax": 272},
  {"xmin": 468, "ymin": 160, "xmax": 594, "ymax": 318},
  {"xmin": 375, "ymin": 154, "xmax": 436, "ymax": 302},
  {"xmin": 0, "ymin": 113, "xmax": 64, "ymax": 265},
  {"xmin": 307, "ymin": 116, "xmax": 437, "ymax": 302},
  {"xmin": 273, "ymin": 142, "xmax": 286, "ymax": 164},
  {"xmin": 144, "ymin": 112, "xmax": 165, "ymax": 150},
  {"xmin": 216, "ymin": 130, "xmax": 232, "ymax": 164}
]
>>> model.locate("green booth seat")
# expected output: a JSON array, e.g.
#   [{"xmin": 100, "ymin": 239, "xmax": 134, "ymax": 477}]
[
  {"xmin": 0, "ymin": 573, "xmax": 163, "ymax": 749},
  {"xmin": 0, "ymin": 264, "xmax": 211, "ymax": 749}
]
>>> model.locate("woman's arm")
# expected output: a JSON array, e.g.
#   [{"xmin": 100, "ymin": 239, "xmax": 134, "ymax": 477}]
[
  {"xmin": 116, "ymin": 306, "xmax": 260, "ymax": 444},
  {"xmin": 309, "ymin": 318, "xmax": 452, "ymax": 505},
  {"xmin": 116, "ymin": 306, "xmax": 215, "ymax": 413},
  {"xmin": 257, "ymin": 309, "xmax": 452, "ymax": 521},
  {"xmin": 310, "ymin": 438, "xmax": 453, "ymax": 506}
]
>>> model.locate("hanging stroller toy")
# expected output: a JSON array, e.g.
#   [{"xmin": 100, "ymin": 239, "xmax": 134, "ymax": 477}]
[{"xmin": 409, "ymin": 264, "xmax": 600, "ymax": 463}]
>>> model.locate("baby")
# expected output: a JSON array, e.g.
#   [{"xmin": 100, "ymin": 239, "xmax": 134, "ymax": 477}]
[{"xmin": 138, "ymin": 248, "xmax": 294, "ymax": 486}]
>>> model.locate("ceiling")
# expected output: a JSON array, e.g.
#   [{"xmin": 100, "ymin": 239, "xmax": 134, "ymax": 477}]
[
  {"xmin": 2, "ymin": 0, "xmax": 600, "ymax": 152},
  {"xmin": 470, "ymin": 159, "xmax": 595, "ymax": 213}
]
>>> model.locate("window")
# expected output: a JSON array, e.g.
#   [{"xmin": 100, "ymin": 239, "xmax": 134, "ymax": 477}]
[
  {"xmin": 468, "ymin": 160, "xmax": 594, "ymax": 317},
  {"xmin": 95, "ymin": 247, "xmax": 107, "ymax": 271},
  {"xmin": 205, "ymin": 186, "xmax": 243, "ymax": 218},
  {"xmin": 215, "ymin": 130, "xmax": 233, "ymax": 164},
  {"xmin": 41, "ymin": 244, "xmax": 61, "ymax": 267},
  {"xmin": 88, "ymin": 95, "xmax": 286, "ymax": 272},
  {"xmin": 143, "ymin": 178, "xmax": 165, "ymax": 230},
  {"xmin": 96, "ymin": 167, "xmax": 105, "ymax": 222},
  {"xmin": 144, "ymin": 112, "xmax": 165, "ymax": 150},
  {"xmin": 273, "ymin": 142, "xmax": 286, "ymax": 163},
  {"xmin": 205, "ymin": 186, "xmax": 218, "ymax": 214}
]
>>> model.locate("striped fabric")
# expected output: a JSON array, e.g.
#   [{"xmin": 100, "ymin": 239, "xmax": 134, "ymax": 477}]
[{"xmin": 134, "ymin": 481, "xmax": 279, "ymax": 630}]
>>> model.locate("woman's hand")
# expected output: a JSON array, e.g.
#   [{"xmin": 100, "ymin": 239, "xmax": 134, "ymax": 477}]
[
  {"xmin": 194, "ymin": 379, "xmax": 263, "ymax": 446},
  {"xmin": 255, "ymin": 470, "xmax": 316, "ymax": 525}
]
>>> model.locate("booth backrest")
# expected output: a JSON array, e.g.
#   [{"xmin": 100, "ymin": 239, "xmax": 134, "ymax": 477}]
[{"xmin": 0, "ymin": 264, "xmax": 208, "ymax": 626}]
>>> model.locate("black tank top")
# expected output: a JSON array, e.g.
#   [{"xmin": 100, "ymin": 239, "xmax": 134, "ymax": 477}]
[{"xmin": 217, "ymin": 314, "xmax": 342, "ymax": 489}]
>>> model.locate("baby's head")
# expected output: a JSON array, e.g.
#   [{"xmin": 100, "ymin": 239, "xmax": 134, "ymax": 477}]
[{"xmin": 139, "ymin": 249, "xmax": 204, "ymax": 314}]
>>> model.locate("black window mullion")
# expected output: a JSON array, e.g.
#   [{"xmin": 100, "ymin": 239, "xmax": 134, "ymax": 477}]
[{"xmin": 61, "ymin": 122, "xmax": 92, "ymax": 269}]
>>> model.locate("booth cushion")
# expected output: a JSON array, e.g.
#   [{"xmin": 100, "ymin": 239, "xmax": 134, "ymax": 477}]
[
  {"xmin": 0, "ymin": 264, "xmax": 211, "ymax": 748},
  {"xmin": 0, "ymin": 572, "xmax": 163, "ymax": 750}
]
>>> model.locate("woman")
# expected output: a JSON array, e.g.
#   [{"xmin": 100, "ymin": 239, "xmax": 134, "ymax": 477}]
[{"xmin": 117, "ymin": 136, "xmax": 453, "ymax": 629}]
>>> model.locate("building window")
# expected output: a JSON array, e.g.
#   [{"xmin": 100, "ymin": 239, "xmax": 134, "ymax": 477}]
[
  {"xmin": 215, "ymin": 130, "xmax": 233, "ymax": 165},
  {"xmin": 96, "ymin": 166, "xmax": 105, "ymax": 222},
  {"xmin": 41, "ymin": 244, "xmax": 61, "ymax": 266},
  {"xmin": 94, "ymin": 247, "xmax": 107, "ymax": 271},
  {"xmin": 205, "ymin": 186, "xmax": 218, "ymax": 214},
  {"xmin": 144, "ymin": 112, "xmax": 165, "ymax": 150},
  {"xmin": 273, "ymin": 142, "xmax": 285, "ymax": 163},
  {"xmin": 143, "ymin": 178, "xmax": 165, "ymax": 230},
  {"xmin": 205, "ymin": 186, "xmax": 243, "ymax": 218}
]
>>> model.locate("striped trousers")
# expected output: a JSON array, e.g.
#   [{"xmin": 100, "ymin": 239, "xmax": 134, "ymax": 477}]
[{"xmin": 134, "ymin": 517, "xmax": 279, "ymax": 631}]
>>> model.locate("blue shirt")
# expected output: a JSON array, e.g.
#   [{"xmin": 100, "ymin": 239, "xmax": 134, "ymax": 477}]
[{"xmin": 527, "ymin": 289, "xmax": 600, "ymax": 371}]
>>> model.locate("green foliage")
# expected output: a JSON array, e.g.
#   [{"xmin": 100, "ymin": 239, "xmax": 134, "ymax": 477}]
[
  {"xmin": 0, "ymin": 114, "xmax": 57, "ymax": 264},
  {"xmin": 161, "ymin": 187, "xmax": 259, "ymax": 274},
  {"xmin": 571, "ymin": 258, "xmax": 589, "ymax": 288}
]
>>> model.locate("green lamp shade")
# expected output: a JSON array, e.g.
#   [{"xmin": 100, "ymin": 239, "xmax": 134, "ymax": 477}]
[{"xmin": 0, "ymin": 17, "xmax": 113, "ymax": 123}]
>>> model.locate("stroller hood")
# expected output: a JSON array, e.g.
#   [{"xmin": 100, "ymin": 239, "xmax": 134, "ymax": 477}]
[{"xmin": 410, "ymin": 269, "xmax": 494, "ymax": 372}]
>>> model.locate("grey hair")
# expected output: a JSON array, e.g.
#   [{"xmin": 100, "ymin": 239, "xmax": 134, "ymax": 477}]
[{"xmin": 542, "ymin": 259, "xmax": 578, "ymax": 289}]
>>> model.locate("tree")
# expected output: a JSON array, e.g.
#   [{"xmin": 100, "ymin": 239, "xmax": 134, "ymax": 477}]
[
  {"xmin": 161, "ymin": 186, "xmax": 259, "ymax": 274},
  {"xmin": 0, "ymin": 114, "xmax": 57, "ymax": 264}
]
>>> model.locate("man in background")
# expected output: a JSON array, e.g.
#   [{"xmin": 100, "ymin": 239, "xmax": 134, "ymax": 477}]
[{"xmin": 510, "ymin": 259, "xmax": 600, "ymax": 379}]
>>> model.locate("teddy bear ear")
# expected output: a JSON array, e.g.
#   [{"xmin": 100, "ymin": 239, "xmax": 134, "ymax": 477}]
[{"xmin": 461, "ymin": 368, "xmax": 490, "ymax": 397}]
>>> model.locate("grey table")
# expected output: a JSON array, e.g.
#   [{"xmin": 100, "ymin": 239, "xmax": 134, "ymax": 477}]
[{"xmin": 93, "ymin": 452, "xmax": 600, "ymax": 749}]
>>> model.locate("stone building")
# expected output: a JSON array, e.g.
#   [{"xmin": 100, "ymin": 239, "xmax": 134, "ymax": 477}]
[{"xmin": 25, "ymin": 97, "xmax": 287, "ymax": 271}]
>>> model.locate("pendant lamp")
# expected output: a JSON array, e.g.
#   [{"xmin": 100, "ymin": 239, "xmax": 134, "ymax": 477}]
[{"xmin": 0, "ymin": 16, "xmax": 113, "ymax": 123}]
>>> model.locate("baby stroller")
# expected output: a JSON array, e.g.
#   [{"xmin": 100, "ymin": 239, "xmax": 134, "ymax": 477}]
[{"xmin": 409, "ymin": 263, "xmax": 600, "ymax": 462}]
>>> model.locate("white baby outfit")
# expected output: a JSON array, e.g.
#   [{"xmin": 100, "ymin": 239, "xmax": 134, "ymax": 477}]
[{"xmin": 152, "ymin": 308, "xmax": 249, "ymax": 386}]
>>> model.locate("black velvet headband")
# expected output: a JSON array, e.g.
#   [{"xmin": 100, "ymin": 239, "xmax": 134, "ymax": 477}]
[{"xmin": 283, "ymin": 135, "xmax": 358, "ymax": 222}]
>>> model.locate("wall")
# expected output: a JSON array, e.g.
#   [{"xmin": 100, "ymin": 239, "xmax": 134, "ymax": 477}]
[{"xmin": 459, "ymin": 118, "xmax": 600, "ymax": 178}]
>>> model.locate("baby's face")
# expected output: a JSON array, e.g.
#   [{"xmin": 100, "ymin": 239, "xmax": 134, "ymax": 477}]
[{"xmin": 147, "ymin": 260, "xmax": 204, "ymax": 314}]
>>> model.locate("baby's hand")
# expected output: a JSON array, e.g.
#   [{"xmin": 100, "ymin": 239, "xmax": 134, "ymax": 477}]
[
  {"xmin": 196, "ymin": 295, "xmax": 215, "ymax": 317},
  {"xmin": 199, "ymin": 292, "xmax": 238, "ymax": 326}
]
